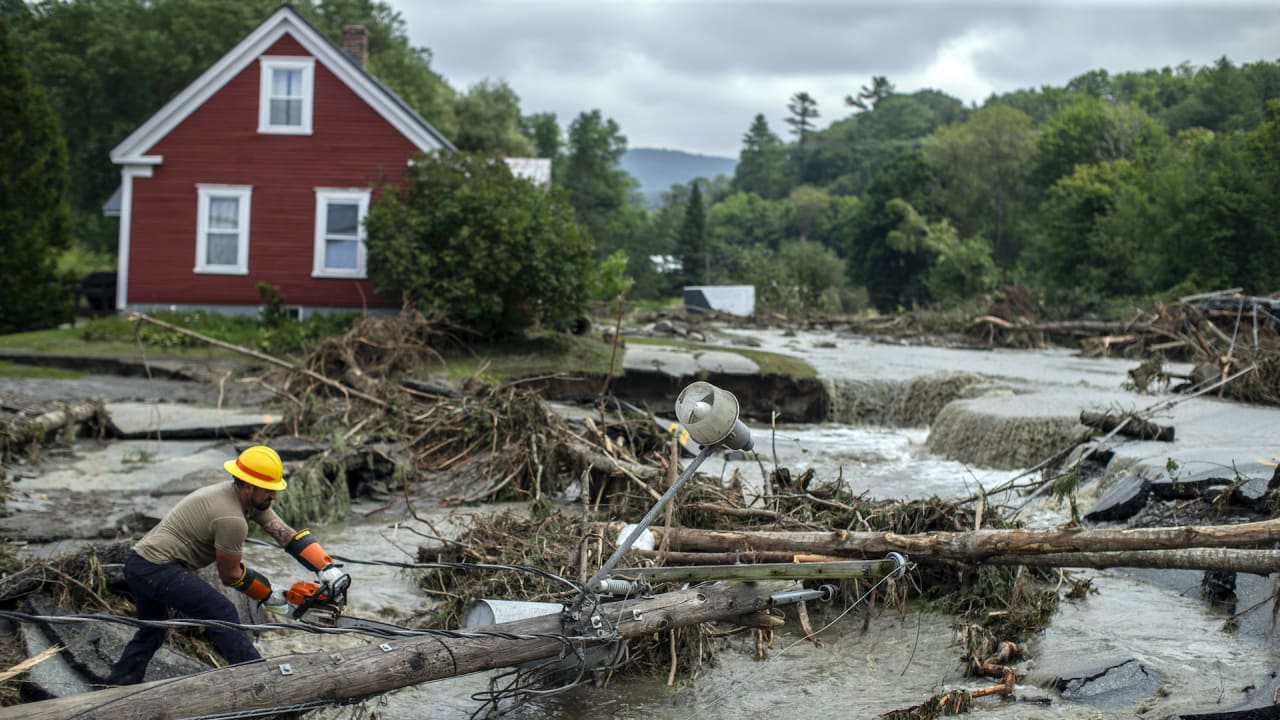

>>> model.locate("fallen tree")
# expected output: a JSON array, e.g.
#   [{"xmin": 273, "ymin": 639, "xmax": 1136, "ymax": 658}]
[
  {"xmin": 611, "ymin": 518, "xmax": 1280, "ymax": 569},
  {"xmin": 2, "ymin": 581, "xmax": 794, "ymax": 720}
]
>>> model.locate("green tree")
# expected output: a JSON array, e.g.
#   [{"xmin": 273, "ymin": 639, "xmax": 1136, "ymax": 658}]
[
  {"xmin": 520, "ymin": 112, "xmax": 562, "ymax": 158},
  {"xmin": 882, "ymin": 199, "xmax": 997, "ymax": 303},
  {"xmin": 845, "ymin": 75, "xmax": 894, "ymax": 111},
  {"xmin": 0, "ymin": 16, "xmax": 72, "ymax": 332},
  {"xmin": 365, "ymin": 152, "xmax": 593, "ymax": 337},
  {"xmin": 1241, "ymin": 101, "xmax": 1280, "ymax": 293},
  {"xmin": 785, "ymin": 91, "xmax": 820, "ymax": 144},
  {"xmin": 1028, "ymin": 96, "xmax": 1166, "ymax": 192},
  {"xmin": 557, "ymin": 109, "xmax": 633, "ymax": 255},
  {"xmin": 1032, "ymin": 159, "xmax": 1149, "ymax": 308},
  {"xmin": 805, "ymin": 89, "xmax": 963, "ymax": 193},
  {"xmin": 675, "ymin": 182, "xmax": 707, "ymax": 286},
  {"xmin": 733, "ymin": 114, "xmax": 788, "ymax": 199},
  {"xmin": 846, "ymin": 152, "xmax": 938, "ymax": 312},
  {"xmin": 706, "ymin": 191, "xmax": 793, "ymax": 252},
  {"xmin": 451, "ymin": 79, "xmax": 535, "ymax": 155},
  {"xmin": 926, "ymin": 104, "xmax": 1035, "ymax": 265}
]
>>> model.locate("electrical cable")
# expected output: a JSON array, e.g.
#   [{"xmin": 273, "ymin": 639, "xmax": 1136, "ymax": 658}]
[
  {"xmin": 243, "ymin": 537, "xmax": 585, "ymax": 592},
  {"xmin": 0, "ymin": 609, "xmax": 588, "ymax": 644}
]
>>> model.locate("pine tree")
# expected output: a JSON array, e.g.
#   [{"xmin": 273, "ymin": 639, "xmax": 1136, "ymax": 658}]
[
  {"xmin": 733, "ymin": 114, "xmax": 788, "ymax": 199},
  {"xmin": 0, "ymin": 16, "xmax": 72, "ymax": 333},
  {"xmin": 675, "ymin": 182, "xmax": 707, "ymax": 287}
]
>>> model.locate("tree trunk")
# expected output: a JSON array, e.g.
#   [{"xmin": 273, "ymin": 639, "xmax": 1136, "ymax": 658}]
[
  {"xmin": 3, "ymin": 581, "xmax": 792, "ymax": 720},
  {"xmin": 620, "ymin": 519, "xmax": 1280, "ymax": 560},
  {"xmin": 4, "ymin": 401, "xmax": 101, "ymax": 446},
  {"xmin": 982, "ymin": 547, "xmax": 1280, "ymax": 575},
  {"xmin": 1079, "ymin": 411, "xmax": 1175, "ymax": 442}
]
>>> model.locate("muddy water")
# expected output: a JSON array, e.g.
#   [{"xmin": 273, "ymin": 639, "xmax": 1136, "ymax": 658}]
[
  {"xmin": 8, "ymin": 330, "xmax": 1279, "ymax": 719},
  {"xmin": 241, "ymin": 330, "xmax": 1280, "ymax": 719},
  {"xmin": 246, "ymin": 427, "xmax": 1279, "ymax": 720}
]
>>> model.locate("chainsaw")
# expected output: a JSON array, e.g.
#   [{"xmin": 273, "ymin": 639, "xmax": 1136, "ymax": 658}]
[{"xmin": 283, "ymin": 576, "xmax": 410, "ymax": 638}]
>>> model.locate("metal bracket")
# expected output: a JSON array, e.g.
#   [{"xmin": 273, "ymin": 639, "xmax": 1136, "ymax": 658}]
[
  {"xmin": 278, "ymin": 663, "xmax": 294, "ymax": 676},
  {"xmin": 590, "ymin": 614, "xmax": 603, "ymax": 629},
  {"xmin": 379, "ymin": 643, "xmax": 393, "ymax": 653},
  {"xmin": 631, "ymin": 609, "xmax": 643, "ymax": 622},
  {"xmin": 886, "ymin": 552, "xmax": 909, "ymax": 579},
  {"xmin": 329, "ymin": 653, "xmax": 344, "ymax": 665}
]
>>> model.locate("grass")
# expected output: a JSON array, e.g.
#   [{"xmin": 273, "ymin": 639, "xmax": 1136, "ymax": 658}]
[
  {"xmin": 0, "ymin": 325, "xmax": 234, "ymax": 359},
  {"xmin": 0, "ymin": 312, "xmax": 814, "ymax": 385},
  {"xmin": 0, "ymin": 360, "xmax": 84, "ymax": 380},
  {"xmin": 436, "ymin": 331, "xmax": 622, "ymax": 382}
]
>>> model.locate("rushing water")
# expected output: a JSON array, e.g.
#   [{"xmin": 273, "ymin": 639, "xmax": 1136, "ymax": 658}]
[{"xmin": 247, "ymin": 330, "xmax": 1280, "ymax": 719}]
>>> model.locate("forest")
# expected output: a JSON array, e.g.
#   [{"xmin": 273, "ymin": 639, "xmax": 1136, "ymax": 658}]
[{"xmin": 4, "ymin": 0, "xmax": 1280, "ymax": 334}]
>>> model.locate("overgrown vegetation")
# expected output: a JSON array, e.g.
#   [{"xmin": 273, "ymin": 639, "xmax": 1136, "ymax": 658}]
[{"xmin": 366, "ymin": 152, "xmax": 595, "ymax": 339}]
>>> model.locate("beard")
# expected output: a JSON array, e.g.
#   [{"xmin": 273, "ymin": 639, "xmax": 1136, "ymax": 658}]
[{"xmin": 253, "ymin": 496, "xmax": 273, "ymax": 512}]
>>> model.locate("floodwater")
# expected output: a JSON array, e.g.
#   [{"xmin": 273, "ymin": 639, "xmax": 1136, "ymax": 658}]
[
  {"xmin": 9, "ymin": 329, "xmax": 1280, "ymax": 719},
  {"xmin": 246, "ymin": 421, "xmax": 1280, "ymax": 719}
]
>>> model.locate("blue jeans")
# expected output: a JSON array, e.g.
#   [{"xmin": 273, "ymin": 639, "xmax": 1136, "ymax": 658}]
[{"xmin": 104, "ymin": 551, "xmax": 261, "ymax": 685}]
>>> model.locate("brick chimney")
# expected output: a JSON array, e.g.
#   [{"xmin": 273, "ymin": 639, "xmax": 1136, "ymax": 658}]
[{"xmin": 342, "ymin": 25, "xmax": 368, "ymax": 68}]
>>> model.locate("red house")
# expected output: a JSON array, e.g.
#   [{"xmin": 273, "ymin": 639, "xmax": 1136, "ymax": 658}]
[{"xmin": 109, "ymin": 6, "xmax": 455, "ymax": 317}]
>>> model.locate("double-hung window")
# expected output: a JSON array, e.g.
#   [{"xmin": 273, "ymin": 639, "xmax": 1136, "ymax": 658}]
[
  {"xmin": 195, "ymin": 185, "xmax": 251, "ymax": 275},
  {"xmin": 258, "ymin": 57, "xmax": 314, "ymax": 134},
  {"xmin": 313, "ymin": 189, "xmax": 370, "ymax": 278}
]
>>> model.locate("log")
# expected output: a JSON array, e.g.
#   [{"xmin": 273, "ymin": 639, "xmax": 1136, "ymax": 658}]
[
  {"xmin": 633, "ymin": 549, "xmax": 846, "ymax": 564},
  {"xmin": 4, "ymin": 401, "xmax": 101, "ymax": 446},
  {"xmin": 984, "ymin": 548, "xmax": 1280, "ymax": 575},
  {"xmin": 1080, "ymin": 411, "xmax": 1175, "ymax": 442},
  {"xmin": 610, "ymin": 558, "xmax": 901, "ymax": 584},
  {"xmin": 2, "ymin": 581, "xmax": 793, "ymax": 720},
  {"xmin": 613, "ymin": 518, "xmax": 1280, "ymax": 561}
]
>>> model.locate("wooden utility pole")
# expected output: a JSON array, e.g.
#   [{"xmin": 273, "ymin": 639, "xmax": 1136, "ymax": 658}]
[{"xmin": 4, "ymin": 581, "xmax": 794, "ymax": 720}]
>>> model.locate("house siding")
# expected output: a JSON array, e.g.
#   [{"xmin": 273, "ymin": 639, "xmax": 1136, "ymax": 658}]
[{"xmin": 127, "ymin": 35, "xmax": 414, "ymax": 310}]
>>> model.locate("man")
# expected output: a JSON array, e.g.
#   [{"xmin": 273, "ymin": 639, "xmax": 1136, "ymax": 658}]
[{"xmin": 104, "ymin": 444, "xmax": 350, "ymax": 685}]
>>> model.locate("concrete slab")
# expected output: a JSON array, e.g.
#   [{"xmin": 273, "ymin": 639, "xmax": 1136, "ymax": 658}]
[
  {"xmin": 105, "ymin": 401, "xmax": 280, "ymax": 439},
  {"xmin": 622, "ymin": 344, "xmax": 759, "ymax": 377},
  {"xmin": 10, "ymin": 440, "xmax": 234, "ymax": 493}
]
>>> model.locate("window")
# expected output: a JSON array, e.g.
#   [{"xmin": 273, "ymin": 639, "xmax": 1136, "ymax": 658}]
[
  {"xmin": 313, "ymin": 189, "xmax": 370, "ymax": 278},
  {"xmin": 258, "ymin": 57, "xmax": 314, "ymax": 134},
  {"xmin": 195, "ymin": 185, "xmax": 252, "ymax": 274}
]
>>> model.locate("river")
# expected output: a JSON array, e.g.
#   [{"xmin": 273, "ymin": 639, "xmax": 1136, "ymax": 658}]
[{"xmin": 7, "ymin": 329, "xmax": 1279, "ymax": 718}]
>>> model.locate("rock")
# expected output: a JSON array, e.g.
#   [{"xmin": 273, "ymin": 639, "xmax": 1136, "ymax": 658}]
[
  {"xmin": 1150, "ymin": 466, "xmax": 1225, "ymax": 500},
  {"xmin": 246, "ymin": 435, "xmax": 330, "ymax": 461},
  {"xmin": 1085, "ymin": 474, "xmax": 1151, "ymax": 523},
  {"xmin": 15, "ymin": 618, "xmax": 91, "ymax": 698},
  {"xmin": 24, "ymin": 593, "xmax": 211, "ymax": 685},
  {"xmin": 1051, "ymin": 657, "xmax": 1161, "ymax": 709},
  {"xmin": 1146, "ymin": 462, "xmax": 1278, "ymax": 506},
  {"xmin": 1201, "ymin": 570, "xmax": 1237, "ymax": 609},
  {"xmin": 155, "ymin": 467, "xmax": 224, "ymax": 496}
]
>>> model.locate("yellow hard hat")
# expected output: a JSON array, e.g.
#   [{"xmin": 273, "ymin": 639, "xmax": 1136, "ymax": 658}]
[{"xmin": 224, "ymin": 445, "xmax": 286, "ymax": 491}]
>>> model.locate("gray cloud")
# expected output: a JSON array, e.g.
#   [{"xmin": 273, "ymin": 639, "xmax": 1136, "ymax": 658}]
[{"xmin": 396, "ymin": 1, "xmax": 1280, "ymax": 157}]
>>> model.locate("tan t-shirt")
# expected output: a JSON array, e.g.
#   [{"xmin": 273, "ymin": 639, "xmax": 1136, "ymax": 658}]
[{"xmin": 134, "ymin": 482, "xmax": 277, "ymax": 569}]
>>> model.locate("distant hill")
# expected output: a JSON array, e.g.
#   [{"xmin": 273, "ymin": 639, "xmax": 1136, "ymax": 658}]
[{"xmin": 621, "ymin": 148, "xmax": 737, "ymax": 206}]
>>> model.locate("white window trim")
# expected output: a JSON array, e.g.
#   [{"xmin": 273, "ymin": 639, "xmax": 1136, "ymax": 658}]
[
  {"xmin": 258, "ymin": 56, "xmax": 314, "ymax": 135},
  {"xmin": 313, "ymin": 188, "xmax": 370, "ymax": 279},
  {"xmin": 194, "ymin": 184, "xmax": 252, "ymax": 275}
]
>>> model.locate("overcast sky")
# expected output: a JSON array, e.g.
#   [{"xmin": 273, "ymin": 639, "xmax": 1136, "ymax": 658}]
[{"xmin": 395, "ymin": 1, "xmax": 1280, "ymax": 158}]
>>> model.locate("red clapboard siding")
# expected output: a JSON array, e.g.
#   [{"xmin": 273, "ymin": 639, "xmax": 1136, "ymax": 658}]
[{"xmin": 128, "ymin": 35, "xmax": 415, "ymax": 309}]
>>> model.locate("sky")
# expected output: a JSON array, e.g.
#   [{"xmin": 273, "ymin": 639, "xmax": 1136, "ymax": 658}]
[{"xmin": 395, "ymin": 1, "xmax": 1280, "ymax": 159}]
